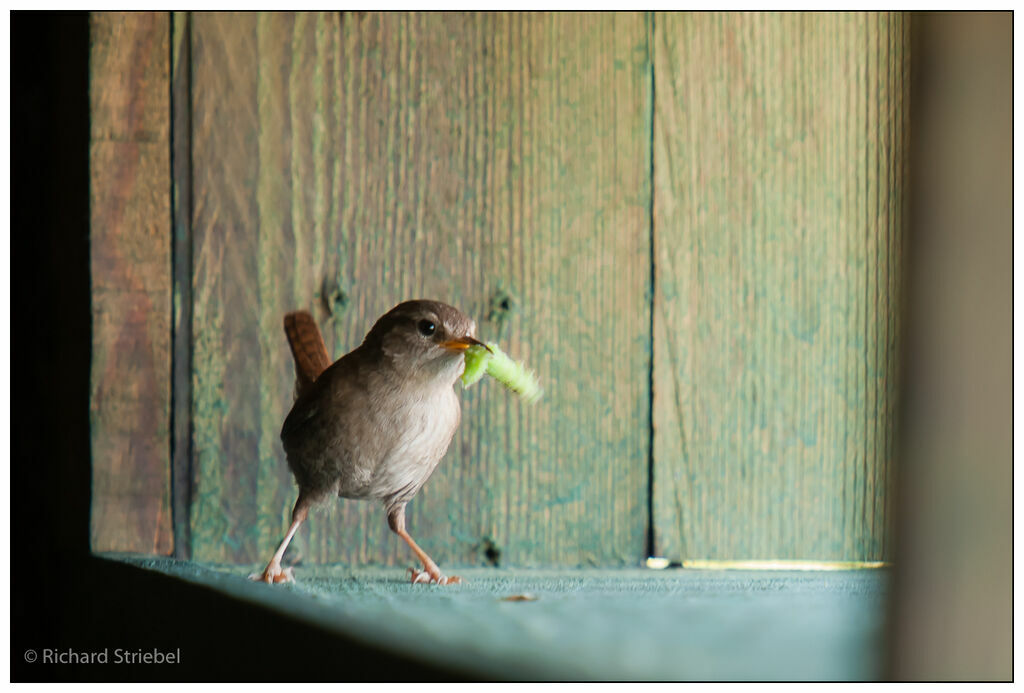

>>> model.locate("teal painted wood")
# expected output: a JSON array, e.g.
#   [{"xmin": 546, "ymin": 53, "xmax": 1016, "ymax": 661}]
[
  {"xmin": 187, "ymin": 12, "xmax": 652, "ymax": 566},
  {"xmin": 651, "ymin": 12, "xmax": 906, "ymax": 561}
]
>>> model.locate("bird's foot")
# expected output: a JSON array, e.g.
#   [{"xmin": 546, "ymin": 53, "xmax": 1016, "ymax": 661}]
[
  {"xmin": 408, "ymin": 567, "xmax": 462, "ymax": 585},
  {"xmin": 249, "ymin": 561, "xmax": 295, "ymax": 584}
]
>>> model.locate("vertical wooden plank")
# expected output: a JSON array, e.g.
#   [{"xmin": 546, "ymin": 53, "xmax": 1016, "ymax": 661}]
[
  {"xmin": 189, "ymin": 12, "xmax": 263, "ymax": 561},
  {"xmin": 89, "ymin": 12, "xmax": 174, "ymax": 554},
  {"xmin": 188, "ymin": 11, "xmax": 652, "ymax": 566},
  {"xmin": 652, "ymin": 12, "xmax": 906, "ymax": 561}
]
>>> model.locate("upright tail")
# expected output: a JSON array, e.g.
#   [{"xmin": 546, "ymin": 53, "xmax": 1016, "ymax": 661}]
[{"xmin": 284, "ymin": 311, "xmax": 331, "ymax": 398}]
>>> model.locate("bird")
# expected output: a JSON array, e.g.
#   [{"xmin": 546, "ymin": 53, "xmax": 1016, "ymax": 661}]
[{"xmin": 251, "ymin": 299, "xmax": 487, "ymax": 586}]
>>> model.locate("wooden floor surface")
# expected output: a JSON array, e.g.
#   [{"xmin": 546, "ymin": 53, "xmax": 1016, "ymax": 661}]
[{"xmin": 121, "ymin": 555, "xmax": 888, "ymax": 681}]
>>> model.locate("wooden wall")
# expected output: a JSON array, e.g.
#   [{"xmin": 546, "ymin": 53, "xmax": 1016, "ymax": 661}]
[{"xmin": 91, "ymin": 11, "xmax": 905, "ymax": 566}]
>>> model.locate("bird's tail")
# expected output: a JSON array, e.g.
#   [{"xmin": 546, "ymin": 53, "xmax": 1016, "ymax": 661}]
[{"xmin": 284, "ymin": 311, "xmax": 331, "ymax": 398}]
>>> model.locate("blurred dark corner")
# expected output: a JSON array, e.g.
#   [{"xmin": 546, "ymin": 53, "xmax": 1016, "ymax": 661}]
[
  {"xmin": 12, "ymin": 9, "xmax": 93, "ymax": 674},
  {"xmin": 888, "ymin": 11, "xmax": 1012, "ymax": 681},
  {"xmin": 8, "ymin": 10, "xmax": 1013, "ymax": 682}
]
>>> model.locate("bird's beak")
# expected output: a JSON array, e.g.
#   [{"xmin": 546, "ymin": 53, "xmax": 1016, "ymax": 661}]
[{"xmin": 441, "ymin": 335, "xmax": 491, "ymax": 353}]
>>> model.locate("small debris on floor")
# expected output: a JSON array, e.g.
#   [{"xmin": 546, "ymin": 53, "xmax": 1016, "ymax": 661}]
[{"xmin": 501, "ymin": 593, "xmax": 538, "ymax": 602}]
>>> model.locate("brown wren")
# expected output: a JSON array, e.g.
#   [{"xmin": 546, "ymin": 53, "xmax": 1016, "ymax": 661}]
[{"xmin": 251, "ymin": 299, "xmax": 486, "ymax": 585}]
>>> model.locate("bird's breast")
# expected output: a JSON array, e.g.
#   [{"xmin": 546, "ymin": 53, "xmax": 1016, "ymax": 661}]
[{"xmin": 362, "ymin": 384, "xmax": 461, "ymax": 501}]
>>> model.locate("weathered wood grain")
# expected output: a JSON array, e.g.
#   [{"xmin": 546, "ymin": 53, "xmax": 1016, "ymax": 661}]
[
  {"xmin": 188, "ymin": 12, "xmax": 652, "ymax": 566},
  {"xmin": 651, "ymin": 12, "xmax": 906, "ymax": 561},
  {"xmin": 89, "ymin": 12, "xmax": 173, "ymax": 554}
]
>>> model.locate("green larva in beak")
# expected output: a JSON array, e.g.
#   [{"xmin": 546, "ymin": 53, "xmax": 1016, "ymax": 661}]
[{"xmin": 461, "ymin": 342, "xmax": 542, "ymax": 404}]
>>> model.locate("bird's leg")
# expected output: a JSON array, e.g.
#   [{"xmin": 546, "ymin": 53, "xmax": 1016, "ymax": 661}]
[
  {"xmin": 388, "ymin": 506, "xmax": 462, "ymax": 585},
  {"xmin": 250, "ymin": 497, "xmax": 310, "ymax": 584}
]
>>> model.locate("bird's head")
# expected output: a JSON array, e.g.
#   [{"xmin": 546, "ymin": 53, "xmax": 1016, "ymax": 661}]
[{"xmin": 364, "ymin": 299, "xmax": 486, "ymax": 384}]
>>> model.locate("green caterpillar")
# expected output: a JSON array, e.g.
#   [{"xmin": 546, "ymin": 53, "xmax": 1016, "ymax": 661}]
[{"xmin": 461, "ymin": 342, "xmax": 542, "ymax": 404}]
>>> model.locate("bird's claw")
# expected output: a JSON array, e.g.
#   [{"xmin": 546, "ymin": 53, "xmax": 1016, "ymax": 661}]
[
  {"xmin": 249, "ymin": 562, "xmax": 295, "ymax": 584},
  {"xmin": 408, "ymin": 567, "xmax": 462, "ymax": 585}
]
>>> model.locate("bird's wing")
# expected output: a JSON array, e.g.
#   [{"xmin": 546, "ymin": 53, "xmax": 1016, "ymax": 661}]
[
  {"xmin": 280, "ymin": 351, "xmax": 358, "ymax": 446},
  {"xmin": 281, "ymin": 387, "xmax": 322, "ymax": 444},
  {"xmin": 284, "ymin": 311, "xmax": 332, "ymax": 398}
]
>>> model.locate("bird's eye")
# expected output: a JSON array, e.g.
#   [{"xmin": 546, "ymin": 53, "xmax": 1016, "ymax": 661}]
[{"xmin": 417, "ymin": 319, "xmax": 436, "ymax": 337}]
